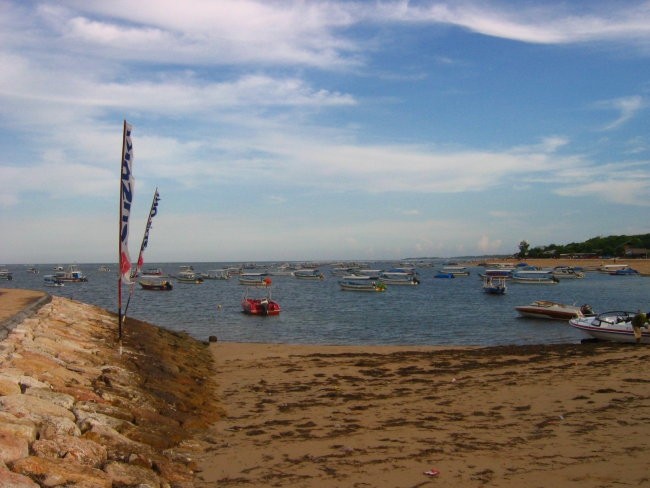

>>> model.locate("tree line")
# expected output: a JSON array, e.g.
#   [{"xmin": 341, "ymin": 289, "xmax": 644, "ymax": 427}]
[{"xmin": 518, "ymin": 233, "xmax": 650, "ymax": 259}]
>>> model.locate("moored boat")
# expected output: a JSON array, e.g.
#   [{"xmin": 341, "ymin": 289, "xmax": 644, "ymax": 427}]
[
  {"xmin": 54, "ymin": 265, "xmax": 88, "ymax": 282},
  {"xmin": 483, "ymin": 276, "xmax": 506, "ymax": 294},
  {"xmin": 570, "ymin": 311, "xmax": 650, "ymax": 343},
  {"xmin": 551, "ymin": 266, "xmax": 585, "ymax": 279},
  {"xmin": 238, "ymin": 273, "xmax": 272, "ymax": 286},
  {"xmin": 516, "ymin": 300, "xmax": 593, "ymax": 320},
  {"xmin": 434, "ymin": 272, "xmax": 455, "ymax": 279},
  {"xmin": 440, "ymin": 266, "xmax": 470, "ymax": 276},
  {"xmin": 293, "ymin": 269, "xmax": 325, "ymax": 280},
  {"xmin": 139, "ymin": 277, "xmax": 173, "ymax": 290},
  {"xmin": 241, "ymin": 288, "xmax": 281, "ymax": 315},
  {"xmin": 610, "ymin": 267, "xmax": 639, "ymax": 275},
  {"xmin": 0, "ymin": 268, "xmax": 13, "ymax": 280},
  {"xmin": 379, "ymin": 270, "xmax": 420, "ymax": 285},
  {"xmin": 339, "ymin": 276, "xmax": 387, "ymax": 292},
  {"xmin": 175, "ymin": 270, "xmax": 204, "ymax": 283},
  {"xmin": 511, "ymin": 270, "xmax": 558, "ymax": 284},
  {"xmin": 43, "ymin": 275, "xmax": 64, "ymax": 287},
  {"xmin": 201, "ymin": 269, "xmax": 230, "ymax": 280}
]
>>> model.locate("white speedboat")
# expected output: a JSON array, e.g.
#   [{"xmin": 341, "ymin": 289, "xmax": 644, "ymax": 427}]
[
  {"xmin": 570, "ymin": 311, "xmax": 650, "ymax": 343},
  {"xmin": 516, "ymin": 300, "xmax": 593, "ymax": 320}
]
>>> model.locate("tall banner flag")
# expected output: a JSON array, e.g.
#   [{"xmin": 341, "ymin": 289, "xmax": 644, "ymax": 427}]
[
  {"xmin": 118, "ymin": 120, "xmax": 134, "ymax": 339},
  {"xmin": 119, "ymin": 121, "xmax": 135, "ymax": 285},
  {"xmin": 135, "ymin": 188, "xmax": 160, "ymax": 277}
]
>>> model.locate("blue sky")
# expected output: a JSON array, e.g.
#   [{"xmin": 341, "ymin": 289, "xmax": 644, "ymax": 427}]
[{"xmin": 1, "ymin": 0, "xmax": 649, "ymax": 264}]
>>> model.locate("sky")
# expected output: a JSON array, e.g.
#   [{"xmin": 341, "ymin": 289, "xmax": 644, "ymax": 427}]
[{"xmin": 1, "ymin": 0, "xmax": 649, "ymax": 264}]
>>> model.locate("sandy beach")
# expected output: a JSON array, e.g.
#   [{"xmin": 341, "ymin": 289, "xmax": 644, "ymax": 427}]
[
  {"xmin": 194, "ymin": 341, "xmax": 650, "ymax": 487},
  {"xmin": 1, "ymin": 282, "xmax": 649, "ymax": 487}
]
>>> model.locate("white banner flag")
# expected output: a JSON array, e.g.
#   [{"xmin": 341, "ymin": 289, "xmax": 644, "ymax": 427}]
[{"xmin": 119, "ymin": 121, "xmax": 135, "ymax": 284}]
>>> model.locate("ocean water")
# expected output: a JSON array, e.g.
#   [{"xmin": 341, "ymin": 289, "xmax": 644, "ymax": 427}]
[{"xmin": 2, "ymin": 262, "xmax": 648, "ymax": 346}]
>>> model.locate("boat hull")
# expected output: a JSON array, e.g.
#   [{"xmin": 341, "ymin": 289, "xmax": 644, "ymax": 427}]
[
  {"xmin": 339, "ymin": 280, "xmax": 386, "ymax": 292},
  {"xmin": 139, "ymin": 279, "xmax": 173, "ymax": 291},
  {"xmin": 570, "ymin": 311, "xmax": 650, "ymax": 343},
  {"xmin": 516, "ymin": 301, "xmax": 591, "ymax": 320},
  {"xmin": 241, "ymin": 298, "xmax": 281, "ymax": 315}
]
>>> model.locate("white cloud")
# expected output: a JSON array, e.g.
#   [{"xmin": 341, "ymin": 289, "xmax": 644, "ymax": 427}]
[{"xmin": 598, "ymin": 96, "xmax": 646, "ymax": 130}]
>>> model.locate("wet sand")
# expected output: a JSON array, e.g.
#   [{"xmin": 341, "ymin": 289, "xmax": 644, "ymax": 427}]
[{"xmin": 195, "ymin": 341, "xmax": 650, "ymax": 487}]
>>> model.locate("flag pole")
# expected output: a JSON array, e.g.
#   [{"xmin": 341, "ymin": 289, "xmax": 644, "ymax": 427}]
[
  {"xmin": 118, "ymin": 120, "xmax": 126, "ymax": 340},
  {"xmin": 123, "ymin": 187, "xmax": 160, "ymax": 321}
]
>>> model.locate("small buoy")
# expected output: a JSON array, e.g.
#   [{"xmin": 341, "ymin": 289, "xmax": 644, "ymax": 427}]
[{"xmin": 217, "ymin": 304, "xmax": 222, "ymax": 310}]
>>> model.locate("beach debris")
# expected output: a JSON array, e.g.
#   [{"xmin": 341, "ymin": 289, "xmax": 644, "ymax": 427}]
[{"xmin": 424, "ymin": 468, "xmax": 440, "ymax": 477}]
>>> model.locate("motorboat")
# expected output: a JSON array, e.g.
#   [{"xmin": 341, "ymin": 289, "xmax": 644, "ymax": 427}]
[
  {"xmin": 511, "ymin": 270, "xmax": 558, "ymax": 284},
  {"xmin": 516, "ymin": 300, "xmax": 594, "ymax": 320},
  {"xmin": 570, "ymin": 311, "xmax": 650, "ymax": 343},
  {"xmin": 241, "ymin": 288, "xmax": 281, "ymax": 315},
  {"xmin": 43, "ymin": 275, "xmax": 64, "ymax": 287},
  {"xmin": 175, "ymin": 270, "xmax": 204, "ymax": 283},
  {"xmin": 483, "ymin": 276, "xmax": 506, "ymax": 294},
  {"xmin": 479, "ymin": 268, "xmax": 513, "ymax": 279},
  {"xmin": 139, "ymin": 277, "xmax": 173, "ymax": 290},
  {"xmin": 0, "ymin": 268, "xmax": 13, "ymax": 280},
  {"xmin": 339, "ymin": 276, "xmax": 387, "ymax": 292},
  {"xmin": 98, "ymin": 265, "xmax": 111, "ymax": 272},
  {"xmin": 598, "ymin": 263, "xmax": 631, "ymax": 273},
  {"xmin": 293, "ymin": 269, "xmax": 325, "ymax": 280},
  {"xmin": 552, "ymin": 266, "xmax": 585, "ymax": 279},
  {"xmin": 434, "ymin": 272, "xmax": 455, "ymax": 279},
  {"xmin": 142, "ymin": 267, "xmax": 165, "ymax": 276},
  {"xmin": 201, "ymin": 269, "xmax": 230, "ymax": 280},
  {"xmin": 379, "ymin": 270, "xmax": 420, "ymax": 285},
  {"xmin": 610, "ymin": 267, "xmax": 639, "ymax": 276},
  {"xmin": 238, "ymin": 273, "xmax": 272, "ymax": 286},
  {"xmin": 53, "ymin": 265, "xmax": 88, "ymax": 282},
  {"xmin": 440, "ymin": 266, "xmax": 470, "ymax": 276}
]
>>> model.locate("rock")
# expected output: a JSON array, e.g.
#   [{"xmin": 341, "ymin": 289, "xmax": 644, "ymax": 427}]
[
  {"xmin": 74, "ymin": 400, "xmax": 135, "ymax": 422},
  {"xmin": 104, "ymin": 461, "xmax": 162, "ymax": 487},
  {"xmin": 0, "ymin": 412, "xmax": 37, "ymax": 442},
  {"xmin": 0, "ymin": 393, "xmax": 76, "ymax": 423},
  {"xmin": 0, "ymin": 430, "xmax": 29, "ymax": 464},
  {"xmin": 208, "ymin": 335, "xmax": 218, "ymax": 342},
  {"xmin": 37, "ymin": 416, "xmax": 81, "ymax": 439},
  {"xmin": 0, "ymin": 466, "xmax": 39, "ymax": 488},
  {"xmin": 81, "ymin": 420, "xmax": 153, "ymax": 461},
  {"xmin": 31, "ymin": 436, "xmax": 107, "ymax": 467},
  {"xmin": 24, "ymin": 387, "xmax": 75, "ymax": 410},
  {"xmin": 11, "ymin": 456, "xmax": 111, "ymax": 488},
  {"xmin": 0, "ymin": 376, "xmax": 21, "ymax": 395}
]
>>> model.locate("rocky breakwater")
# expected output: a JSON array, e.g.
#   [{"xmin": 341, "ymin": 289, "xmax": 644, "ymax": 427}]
[{"xmin": 0, "ymin": 290, "xmax": 221, "ymax": 487}]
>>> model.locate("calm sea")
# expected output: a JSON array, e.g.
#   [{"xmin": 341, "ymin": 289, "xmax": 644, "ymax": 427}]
[{"xmin": 2, "ymin": 262, "xmax": 648, "ymax": 346}]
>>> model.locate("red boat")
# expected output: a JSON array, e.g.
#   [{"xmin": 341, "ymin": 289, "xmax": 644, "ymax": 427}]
[{"xmin": 241, "ymin": 289, "xmax": 281, "ymax": 315}]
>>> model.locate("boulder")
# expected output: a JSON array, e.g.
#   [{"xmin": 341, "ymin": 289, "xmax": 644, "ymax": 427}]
[
  {"xmin": 11, "ymin": 456, "xmax": 111, "ymax": 488},
  {"xmin": 104, "ymin": 461, "xmax": 162, "ymax": 487},
  {"xmin": 0, "ymin": 430, "xmax": 29, "ymax": 464},
  {"xmin": 0, "ymin": 466, "xmax": 39, "ymax": 488},
  {"xmin": 31, "ymin": 436, "xmax": 107, "ymax": 467}
]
